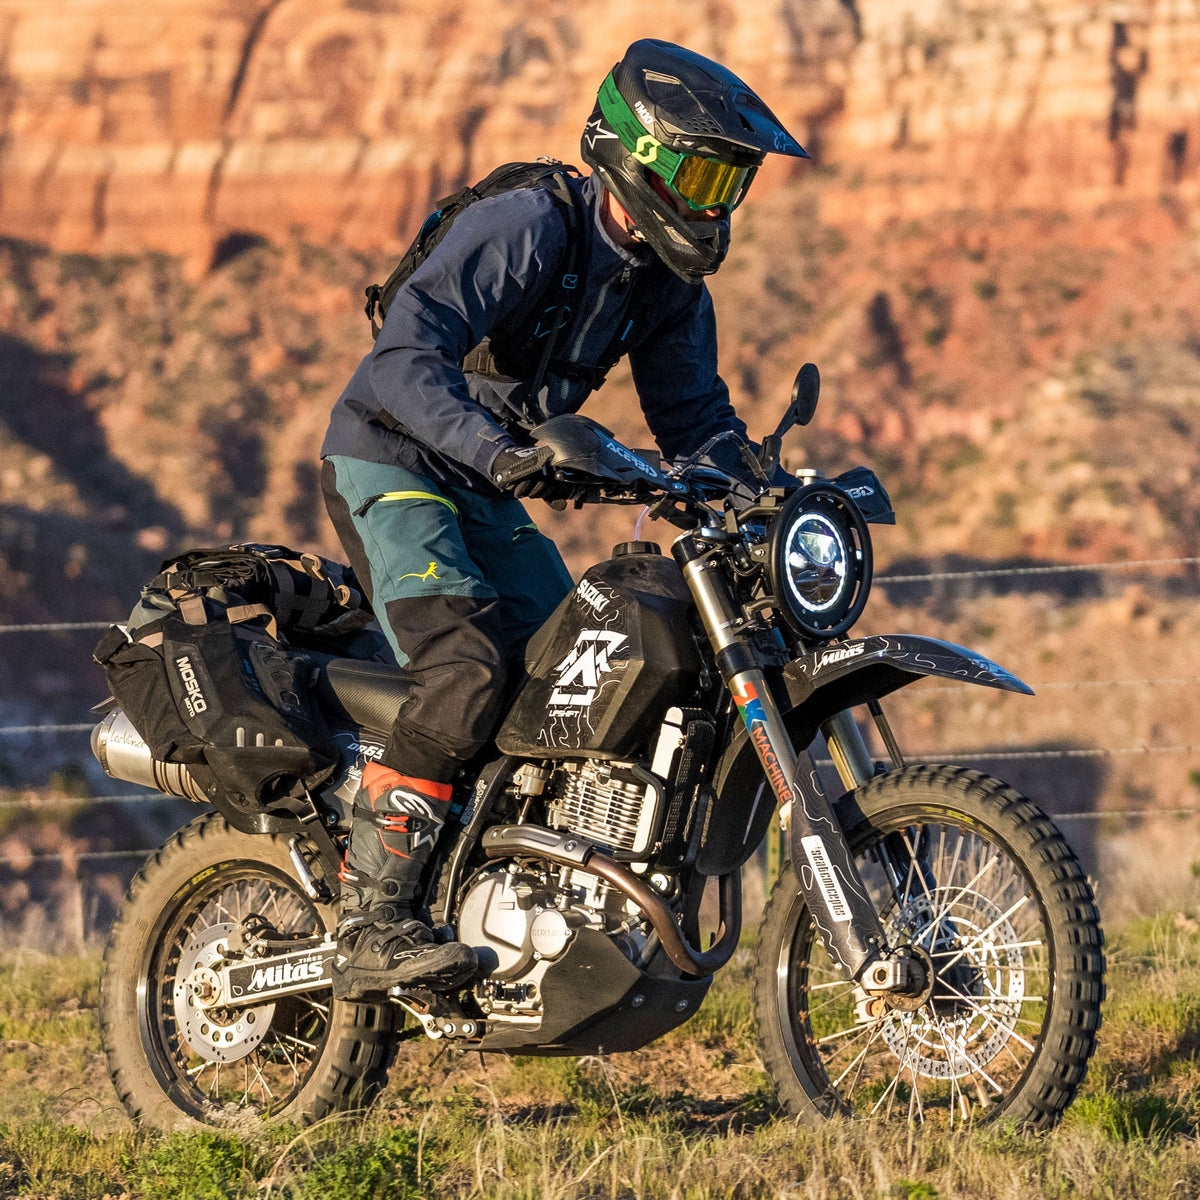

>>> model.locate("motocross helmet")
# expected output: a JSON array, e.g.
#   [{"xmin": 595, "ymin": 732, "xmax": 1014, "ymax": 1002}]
[{"xmin": 580, "ymin": 39, "xmax": 809, "ymax": 283}]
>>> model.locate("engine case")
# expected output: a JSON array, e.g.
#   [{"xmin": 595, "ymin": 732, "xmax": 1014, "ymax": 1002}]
[
  {"xmin": 496, "ymin": 547, "xmax": 702, "ymax": 759},
  {"xmin": 458, "ymin": 863, "xmax": 651, "ymax": 1023}
]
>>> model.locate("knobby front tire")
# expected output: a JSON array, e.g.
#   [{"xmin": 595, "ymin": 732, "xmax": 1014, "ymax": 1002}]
[
  {"xmin": 100, "ymin": 812, "xmax": 399, "ymax": 1130},
  {"xmin": 754, "ymin": 765, "xmax": 1104, "ymax": 1127}
]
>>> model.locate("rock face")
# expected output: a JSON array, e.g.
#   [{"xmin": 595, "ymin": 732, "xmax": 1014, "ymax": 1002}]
[
  {"xmin": 3, "ymin": 1, "xmax": 1195, "ymax": 269},
  {"xmin": 831, "ymin": 1, "xmax": 1200, "ymax": 222},
  {"xmin": 1, "ymin": 2, "xmax": 1199, "ymax": 940}
]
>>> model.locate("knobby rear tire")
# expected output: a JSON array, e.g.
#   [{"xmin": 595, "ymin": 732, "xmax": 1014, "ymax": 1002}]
[
  {"xmin": 100, "ymin": 811, "xmax": 399, "ymax": 1130},
  {"xmin": 753, "ymin": 765, "xmax": 1105, "ymax": 1127}
]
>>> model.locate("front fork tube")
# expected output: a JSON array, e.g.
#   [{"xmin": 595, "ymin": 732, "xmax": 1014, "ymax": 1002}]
[
  {"xmin": 822, "ymin": 710, "xmax": 875, "ymax": 790},
  {"xmin": 823, "ymin": 707, "xmax": 938, "ymax": 926},
  {"xmin": 678, "ymin": 545, "xmax": 889, "ymax": 982}
]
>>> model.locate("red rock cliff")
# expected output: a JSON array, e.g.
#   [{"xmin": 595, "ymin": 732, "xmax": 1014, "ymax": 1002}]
[{"xmin": 3, "ymin": 1, "xmax": 1194, "ymax": 270}]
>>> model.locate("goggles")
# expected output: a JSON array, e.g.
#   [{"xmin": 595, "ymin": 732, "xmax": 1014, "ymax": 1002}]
[{"xmin": 598, "ymin": 73, "xmax": 756, "ymax": 212}]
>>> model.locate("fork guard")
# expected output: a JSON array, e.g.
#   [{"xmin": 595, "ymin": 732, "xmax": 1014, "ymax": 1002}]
[{"xmin": 698, "ymin": 635, "xmax": 1032, "ymax": 877}]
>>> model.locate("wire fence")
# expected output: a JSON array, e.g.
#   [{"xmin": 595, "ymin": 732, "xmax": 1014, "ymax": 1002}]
[
  {"xmin": 4, "ymin": 807, "xmax": 1200, "ymax": 870},
  {"xmin": 874, "ymin": 555, "xmax": 1200, "ymax": 585},
  {"xmin": 1, "ymin": 551, "xmax": 1198, "ymax": 876}
]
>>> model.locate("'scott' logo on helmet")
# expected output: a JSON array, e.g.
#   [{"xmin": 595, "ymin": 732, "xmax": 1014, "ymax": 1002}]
[
  {"xmin": 550, "ymin": 631, "xmax": 629, "ymax": 708},
  {"xmin": 633, "ymin": 135, "xmax": 661, "ymax": 165}
]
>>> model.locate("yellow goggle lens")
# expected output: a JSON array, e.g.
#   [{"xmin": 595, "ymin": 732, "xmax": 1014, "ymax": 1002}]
[{"xmin": 671, "ymin": 155, "xmax": 750, "ymax": 210}]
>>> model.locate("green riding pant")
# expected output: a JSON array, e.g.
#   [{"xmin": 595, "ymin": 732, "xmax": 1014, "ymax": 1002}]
[{"xmin": 321, "ymin": 454, "xmax": 573, "ymax": 781}]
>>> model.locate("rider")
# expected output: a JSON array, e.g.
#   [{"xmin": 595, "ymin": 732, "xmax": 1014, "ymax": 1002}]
[{"xmin": 320, "ymin": 38, "xmax": 809, "ymax": 1000}]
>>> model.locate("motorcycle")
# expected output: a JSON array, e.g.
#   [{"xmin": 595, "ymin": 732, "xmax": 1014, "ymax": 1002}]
[{"xmin": 92, "ymin": 364, "xmax": 1103, "ymax": 1129}]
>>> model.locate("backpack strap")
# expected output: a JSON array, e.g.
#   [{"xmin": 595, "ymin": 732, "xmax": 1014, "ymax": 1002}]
[
  {"xmin": 365, "ymin": 195, "xmax": 465, "ymax": 338},
  {"xmin": 522, "ymin": 170, "xmax": 586, "ymax": 416},
  {"xmin": 469, "ymin": 184, "xmax": 662, "ymax": 407},
  {"xmin": 226, "ymin": 602, "xmax": 280, "ymax": 643},
  {"xmin": 367, "ymin": 161, "xmax": 583, "ymax": 340},
  {"xmin": 460, "ymin": 167, "xmax": 586, "ymax": 419}
]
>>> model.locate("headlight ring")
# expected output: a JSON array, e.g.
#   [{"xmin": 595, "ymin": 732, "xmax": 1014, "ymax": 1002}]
[{"xmin": 765, "ymin": 483, "xmax": 872, "ymax": 640}]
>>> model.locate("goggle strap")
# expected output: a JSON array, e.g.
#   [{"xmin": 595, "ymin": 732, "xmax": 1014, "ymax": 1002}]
[{"xmin": 597, "ymin": 72, "xmax": 753, "ymax": 212}]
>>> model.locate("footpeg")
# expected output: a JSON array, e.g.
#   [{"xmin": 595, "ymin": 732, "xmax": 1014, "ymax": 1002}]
[{"xmin": 390, "ymin": 988, "xmax": 484, "ymax": 1041}]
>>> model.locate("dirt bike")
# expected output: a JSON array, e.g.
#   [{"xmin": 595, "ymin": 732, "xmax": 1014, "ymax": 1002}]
[{"xmin": 92, "ymin": 363, "xmax": 1103, "ymax": 1130}]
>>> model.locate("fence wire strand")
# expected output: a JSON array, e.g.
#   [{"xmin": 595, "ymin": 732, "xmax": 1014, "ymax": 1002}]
[
  {"xmin": 876, "ymin": 555, "xmax": 1200, "ymax": 584},
  {"xmin": 6, "ymin": 809, "xmax": 1200, "ymax": 869},
  {"xmin": 0, "ymin": 621, "xmax": 110, "ymax": 633},
  {"xmin": 2, "ymin": 555, "xmax": 1198, "ymax": 853}
]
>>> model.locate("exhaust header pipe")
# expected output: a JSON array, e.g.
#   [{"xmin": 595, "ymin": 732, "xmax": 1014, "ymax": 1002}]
[{"xmin": 482, "ymin": 824, "xmax": 741, "ymax": 977}]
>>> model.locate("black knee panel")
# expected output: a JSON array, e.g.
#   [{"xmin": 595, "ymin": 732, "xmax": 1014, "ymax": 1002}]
[{"xmin": 382, "ymin": 593, "xmax": 509, "ymax": 778}]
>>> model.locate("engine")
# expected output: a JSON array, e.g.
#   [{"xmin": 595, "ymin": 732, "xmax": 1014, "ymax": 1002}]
[
  {"xmin": 457, "ymin": 709, "xmax": 712, "ymax": 1023},
  {"xmin": 546, "ymin": 759, "xmax": 664, "ymax": 858},
  {"xmin": 458, "ymin": 860, "xmax": 657, "ymax": 1023}
]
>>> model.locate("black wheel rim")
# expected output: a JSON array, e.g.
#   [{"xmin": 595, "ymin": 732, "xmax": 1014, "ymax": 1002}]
[
  {"xmin": 776, "ymin": 807, "xmax": 1052, "ymax": 1124},
  {"xmin": 137, "ymin": 861, "xmax": 333, "ymax": 1121}
]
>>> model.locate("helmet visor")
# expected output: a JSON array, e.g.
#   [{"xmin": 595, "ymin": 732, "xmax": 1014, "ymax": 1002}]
[{"xmin": 671, "ymin": 154, "xmax": 752, "ymax": 211}]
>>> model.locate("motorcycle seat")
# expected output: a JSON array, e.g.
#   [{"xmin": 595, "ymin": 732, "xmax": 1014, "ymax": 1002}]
[{"xmin": 319, "ymin": 658, "xmax": 413, "ymax": 734}]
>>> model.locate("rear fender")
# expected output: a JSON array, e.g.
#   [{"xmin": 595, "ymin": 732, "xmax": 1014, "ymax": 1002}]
[{"xmin": 696, "ymin": 635, "xmax": 1032, "ymax": 876}]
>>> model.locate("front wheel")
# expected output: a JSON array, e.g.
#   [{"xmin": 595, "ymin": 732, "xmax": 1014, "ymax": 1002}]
[
  {"xmin": 754, "ymin": 765, "xmax": 1104, "ymax": 1127},
  {"xmin": 101, "ymin": 812, "xmax": 400, "ymax": 1129}
]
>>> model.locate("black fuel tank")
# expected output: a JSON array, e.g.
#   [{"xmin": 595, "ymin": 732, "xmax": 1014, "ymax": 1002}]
[{"xmin": 496, "ymin": 545, "xmax": 702, "ymax": 758}]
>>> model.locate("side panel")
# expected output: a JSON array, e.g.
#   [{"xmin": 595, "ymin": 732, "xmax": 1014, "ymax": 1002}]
[{"xmin": 496, "ymin": 551, "xmax": 703, "ymax": 759}]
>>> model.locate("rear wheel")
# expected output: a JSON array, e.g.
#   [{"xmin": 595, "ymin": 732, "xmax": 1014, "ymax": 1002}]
[
  {"xmin": 754, "ymin": 766, "xmax": 1104, "ymax": 1127},
  {"xmin": 101, "ymin": 812, "xmax": 399, "ymax": 1129}
]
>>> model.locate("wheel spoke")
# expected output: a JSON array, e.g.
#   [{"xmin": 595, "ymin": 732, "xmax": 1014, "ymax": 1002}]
[
  {"xmin": 930, "ymin": 940, "xmax": 1043, "ymax": 957},
  {"xmin": 923, "ymin": 852, "xmax": 1000, "ymax": 934},
  {"xmin": 936, "ymin": 896, "xmax": 1031, "ymax": 974},
  {"xmin": 279, "ymin": 1031, "xmax": 318, "ymax": 1054},
  {"xmin": 247, "ymin": 1052, "xmax": 275, "ymax": 1101},
  {"xmin": 908, "ymin": 1051, "xmax": 924, "ymax": 1124},
  {"xmin": 831, "ymin": 1020, "xmax": 886, "ymax": 1091},
  {"xmin": 873, "ymin": 1024, "xmax": 915, "ymax": 1117},
  {"xmin": 817, "ymin": 1021, "xmax": 875, "ymax": 1047},
  {"xmin": 900, "ymin": 829, "xmax": 935, "ymax": 911},
  {"xmin": 762, "ymin": 777, "xmax": 1101, "ymax": 1127},
  {"xmin": 933, "ymin": 977, "xmax": 1039, "ymax": 1056}
]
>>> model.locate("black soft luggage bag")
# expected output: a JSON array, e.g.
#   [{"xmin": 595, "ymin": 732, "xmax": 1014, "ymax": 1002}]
[{"xmin": 94, "ymin": 544, "xmax": 371, "ymax": 830}]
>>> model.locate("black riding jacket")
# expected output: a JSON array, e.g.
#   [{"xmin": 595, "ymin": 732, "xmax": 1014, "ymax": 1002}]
[{"xmin": 322, "ymin": 172, "xmax": 747, "ymax": 495}]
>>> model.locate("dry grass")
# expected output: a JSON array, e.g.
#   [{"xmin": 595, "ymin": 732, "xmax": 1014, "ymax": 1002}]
[{"xmin": 0, "ymin": 914, "xmax": 1198, "ymax": 1199}]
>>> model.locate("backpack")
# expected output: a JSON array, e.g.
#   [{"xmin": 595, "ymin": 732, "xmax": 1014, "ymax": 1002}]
[
  {"xmin": 94, "ymin": 544, "xmax": 378, "ymax": 831},
  {"xmin": 364, "ymin": 160, "xmax": 653, "ymax": 407}
]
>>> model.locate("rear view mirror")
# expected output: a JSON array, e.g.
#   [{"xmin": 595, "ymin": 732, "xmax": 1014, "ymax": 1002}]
[
  {"xmin": 787, "ymin": 362, "xmax": 820, "ymax": 431},
  {"xmin": 759, "ymin": 363, "xmax": 820, "ymax": 479}
]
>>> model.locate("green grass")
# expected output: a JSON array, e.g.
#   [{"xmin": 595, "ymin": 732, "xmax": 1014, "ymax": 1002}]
[{"xmin": 2, "ymin": 915, "xmax": 1200, "ymax": 1197}]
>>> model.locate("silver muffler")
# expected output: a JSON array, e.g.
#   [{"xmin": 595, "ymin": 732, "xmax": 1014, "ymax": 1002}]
[{"xmin": 91, "ymin": 708, "xmax": 208, "ymax": 803}]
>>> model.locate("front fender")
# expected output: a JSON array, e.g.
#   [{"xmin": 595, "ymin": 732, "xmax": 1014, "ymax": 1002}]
[
  {"xmin": 782, "ymin": 633, "xmax": 1032, "ymax": 711},
  {"xmin": 696, "ymin": 635, "xmax": 1031, "ymax": 876}
]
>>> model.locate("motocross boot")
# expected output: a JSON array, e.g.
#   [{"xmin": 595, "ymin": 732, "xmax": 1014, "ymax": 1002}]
[{"xmin": 333, "ymin": 762, "xmax": 477, "ymax": 1000}]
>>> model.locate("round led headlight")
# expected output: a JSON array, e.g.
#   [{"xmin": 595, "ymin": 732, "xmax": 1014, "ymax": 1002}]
[{"xmin": 765, "ymin": 484, "xmax": 872, "ymax": 639}]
